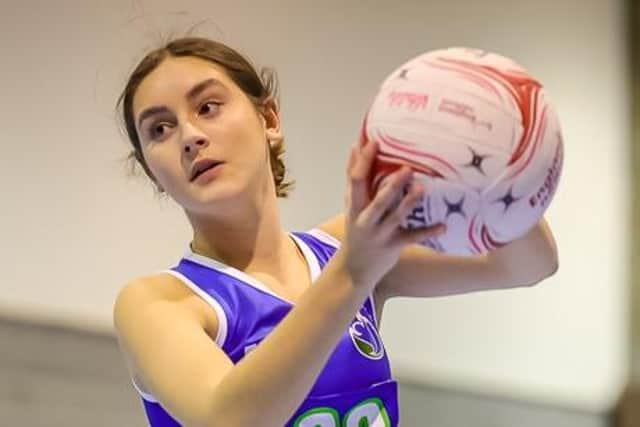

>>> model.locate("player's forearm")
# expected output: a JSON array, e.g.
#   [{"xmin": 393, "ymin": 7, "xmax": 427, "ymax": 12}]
[{"xmin": 206, "ymin": 249, "xmax": 370, "ymax": 427}]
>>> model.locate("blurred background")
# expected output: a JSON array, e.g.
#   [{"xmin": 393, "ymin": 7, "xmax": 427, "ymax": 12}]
[{"xmin": 0, "ymin": 0, "xmax": 636, "ymax": 426}]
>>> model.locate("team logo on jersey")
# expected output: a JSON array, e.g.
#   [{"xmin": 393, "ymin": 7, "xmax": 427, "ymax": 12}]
[{"xmin": 349, "ymin": 311, "xmax": 385, "ymax": 360}]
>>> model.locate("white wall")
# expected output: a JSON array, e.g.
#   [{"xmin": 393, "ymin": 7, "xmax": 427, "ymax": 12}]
[{"xmin": 0, "ymin": 0, "xmax": 629, "ymax": 414}]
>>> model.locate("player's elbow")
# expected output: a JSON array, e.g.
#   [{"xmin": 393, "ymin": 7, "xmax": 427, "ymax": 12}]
[
  {"xmin": 521, "ymin": 255, "xmax": 559, "ymax": 288},
  {"xmin": 539, "ymin": 249, "xmax": 559, "ymax": 283}
]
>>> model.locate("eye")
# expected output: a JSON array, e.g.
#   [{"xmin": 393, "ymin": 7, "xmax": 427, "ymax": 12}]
[
  {"xmin": 147, "ymin": 122, "xmax": 172, "ymax": 141},
  {"xmin": 199, "ymin": 101, "xmax": 221, "ymax": 116}
]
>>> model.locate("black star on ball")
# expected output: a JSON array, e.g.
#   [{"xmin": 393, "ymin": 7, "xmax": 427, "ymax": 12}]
[
  {"xmin": 464, "ymin": 147, "xmax": 489, "ymax": 175},
  {"xmin": 444, "ymin": 195, "xmax": 466, "ymax": 219},
  {"xmin": 494, "ymin": 187, "xmax": 521, "ymax": 212}
]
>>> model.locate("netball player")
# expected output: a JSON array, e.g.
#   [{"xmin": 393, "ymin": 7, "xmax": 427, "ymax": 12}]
[{"xmin": 113, "ymin": 37, "xmax": 558, "ymax": 427}]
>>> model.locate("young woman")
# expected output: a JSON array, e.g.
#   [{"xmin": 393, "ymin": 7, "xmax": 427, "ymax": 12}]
[{"xmin": 113, "ymin": 37, "xmax": 558, "ymax": 427}]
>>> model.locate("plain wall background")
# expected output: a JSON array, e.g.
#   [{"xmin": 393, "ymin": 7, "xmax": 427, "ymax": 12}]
[{"xmin": 0, "ymin": 0, "xmax": 630, "ymax": 414}]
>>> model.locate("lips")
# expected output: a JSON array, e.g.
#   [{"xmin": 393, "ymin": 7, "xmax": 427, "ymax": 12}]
[{"xmin": 190, "ymin": 159, "xmax": 223, "ymax": 181}]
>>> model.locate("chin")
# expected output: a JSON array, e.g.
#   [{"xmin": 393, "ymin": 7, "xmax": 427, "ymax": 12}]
[{"xmin": 188, "ymin": 181, "xmax": 250, "ymax": 211}]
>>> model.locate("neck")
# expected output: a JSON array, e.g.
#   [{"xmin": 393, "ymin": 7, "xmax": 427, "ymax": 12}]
[{"xmin": 186, "ymin": 189, "xmax": 294, "ymax": 273}]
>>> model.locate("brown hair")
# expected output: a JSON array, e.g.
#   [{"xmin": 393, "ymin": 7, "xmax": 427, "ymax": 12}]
[{"xmin": 116, "ymin": 37, "xmax": 294, "ymax": 197}]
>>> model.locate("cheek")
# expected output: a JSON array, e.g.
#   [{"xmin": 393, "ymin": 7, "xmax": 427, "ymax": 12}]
[
  {"xmin": 142, "ymin": 145, "xmax": 183, "ymax": 183},
  {"xmin": 224, "ymin": 102, "xmax": 266, "ymax": 140},
  {"xmin": 216, "ymin": 124, "xmax": 267, "ymax": 168}
]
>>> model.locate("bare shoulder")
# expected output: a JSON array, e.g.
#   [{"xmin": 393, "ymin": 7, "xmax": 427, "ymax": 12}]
[
  {"xmin": 115, "ymin": 273, "xmax": 192, "ymax": 316},
  {"xmin": 315, "ymin": 213, "xmax": 345, "ymax": 242},
  {"xmin": 114, "ymin": 273, "xmax": 172, "ymax": 309},
  {"xmin": 113, "ymin": 272, "xmax": 218, "ymax": 340}
]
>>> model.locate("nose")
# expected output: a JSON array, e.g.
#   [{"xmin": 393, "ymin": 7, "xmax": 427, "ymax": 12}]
[{"xmin": 181, "ymin": 120, "xmax": 209, "ymax": 154}]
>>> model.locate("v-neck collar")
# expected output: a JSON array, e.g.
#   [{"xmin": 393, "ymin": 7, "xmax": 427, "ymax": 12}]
[{"xmin": 181, "ymin": 232, "xmax": 321, "ymax": 306}]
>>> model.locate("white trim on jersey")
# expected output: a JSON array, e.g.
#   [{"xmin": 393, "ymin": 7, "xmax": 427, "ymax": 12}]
[
  {"xmin": 183, "ymin": 247, "xmax": 281, "ymax": 299},
  {"xmin": 181, "ymin": 233, "xmax": 321, "ymax": 306},
  {"xmin": 307, "ymin": 228, "xmax": 342, "ymax": 249},
  {"xmin": 163, "ymin": 269, "xmax": 229, "ymax": 348},
  {"xmin": 130, "ymin": 376, "xmax": 159, "ymax": 403},
  {"xmin": 290, "ymin": 233, "xmax": 322, "ymax": 282}
]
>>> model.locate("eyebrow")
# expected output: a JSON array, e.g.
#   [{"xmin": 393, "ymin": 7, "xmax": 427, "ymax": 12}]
[{"xmin": 136, "ymin": 78, "xmax": 224, "ymax": 130}]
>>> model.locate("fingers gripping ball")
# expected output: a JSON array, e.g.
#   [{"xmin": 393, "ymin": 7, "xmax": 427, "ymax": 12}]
[{"xmin": 363, "ymin": 47, "xmax": 564, "ymax": 256}]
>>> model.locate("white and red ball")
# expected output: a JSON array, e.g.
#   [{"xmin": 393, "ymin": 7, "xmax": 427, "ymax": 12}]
[{"xmin": 364, "ymin": 47, "xmax": 563, "ymax": 256}]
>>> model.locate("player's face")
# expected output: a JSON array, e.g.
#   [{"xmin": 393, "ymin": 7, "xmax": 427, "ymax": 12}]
[{"xmin": 132, "ymin": 56, "xmax": 280, "ymax": 213}]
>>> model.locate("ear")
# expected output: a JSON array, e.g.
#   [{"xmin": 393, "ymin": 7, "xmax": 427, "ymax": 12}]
[{"xmin": 260, "ymin": 100, "xmax": 282, "ymax": 142}]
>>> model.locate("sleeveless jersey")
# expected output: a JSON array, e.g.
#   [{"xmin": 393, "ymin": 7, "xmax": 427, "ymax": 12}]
[{"xmin": 132, "ymin": 229, "xmax": 399, "ymax": 426}]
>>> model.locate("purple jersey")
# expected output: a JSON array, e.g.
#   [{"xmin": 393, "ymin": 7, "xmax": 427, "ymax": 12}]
[{"xmin": 133, "ymin": 229, "xmax": 399, "ymax": 426}]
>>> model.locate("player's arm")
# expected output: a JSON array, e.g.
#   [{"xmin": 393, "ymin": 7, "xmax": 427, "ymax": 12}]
[
  {"xmin": 114, "ymin": 276, "xmax": 232, "ymax": 425},
  {"xmin": 114, "ymin": 256, "xmax": 371, "ymax": 427},
  {"xmin": 317, "ymin": 213, "xmax": 558, "ymax": 299}
]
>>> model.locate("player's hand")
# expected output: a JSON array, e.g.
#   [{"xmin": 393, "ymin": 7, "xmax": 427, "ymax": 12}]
[{"xmin": 340, "ymin": 139, "xmax": 445, "ymax": 288}]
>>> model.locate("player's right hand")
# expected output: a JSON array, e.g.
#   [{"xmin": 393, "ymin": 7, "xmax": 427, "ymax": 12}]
[{"xmin": 339, "ymin": 139, "xmax": 446, "ymax": 289}]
